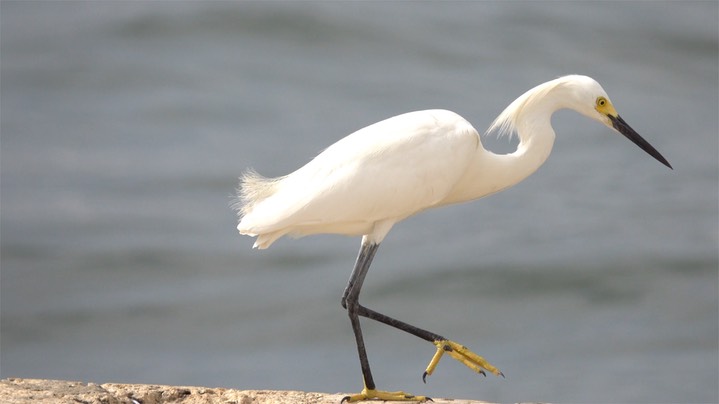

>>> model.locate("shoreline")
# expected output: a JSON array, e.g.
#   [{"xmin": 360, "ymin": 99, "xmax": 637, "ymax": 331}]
[{"xmin": 0, "ymin": 378, "xmax": 501, "ymax": 404}]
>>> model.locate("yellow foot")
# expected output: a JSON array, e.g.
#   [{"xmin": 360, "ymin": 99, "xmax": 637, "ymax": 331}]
[
  {"xmin": 341, "ymin": 387, "xmax": 430, "ymax": 402},
  {"xmin": 423, "ymin": 339, "xmax": 504, "ymax": 382}
]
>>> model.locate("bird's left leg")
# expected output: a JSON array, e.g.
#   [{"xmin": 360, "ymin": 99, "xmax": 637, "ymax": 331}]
[{"xmin": 355, "ymin": 305, "xmax": 503, "ymax": 382}]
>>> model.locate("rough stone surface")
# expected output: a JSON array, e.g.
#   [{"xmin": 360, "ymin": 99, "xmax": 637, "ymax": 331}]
[{"xmin": 0, "ymin": 378, "xmax": 499, "ymax": 404}]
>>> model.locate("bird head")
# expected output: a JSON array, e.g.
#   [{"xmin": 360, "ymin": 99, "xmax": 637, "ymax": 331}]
[
  {"xmin": 488, "ymin": 75, "xmax": 672, "ymax": 169},
  {"xmin": 569, "ymin": 75, "xmax": 672, "ymax": 169}
]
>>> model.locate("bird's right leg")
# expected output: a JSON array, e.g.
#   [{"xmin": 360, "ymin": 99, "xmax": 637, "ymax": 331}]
[
  {"xmin": 341, "ymin": 241, "xmax": 429, "ymax": 403},
  {"xmin": 342, "ymin": 243, "xmax": 502, "ymax": 387}
]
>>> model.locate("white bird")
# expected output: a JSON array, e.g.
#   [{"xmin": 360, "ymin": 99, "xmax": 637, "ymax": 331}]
[{"xmin": 234, "ymin": 75, "xmax": 672, "ymax": 402}]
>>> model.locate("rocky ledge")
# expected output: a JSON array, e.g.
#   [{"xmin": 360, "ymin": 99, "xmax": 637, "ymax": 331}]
[{"xmin": 0, "ymin": 378, "xmax": 499, "ymax": 404}]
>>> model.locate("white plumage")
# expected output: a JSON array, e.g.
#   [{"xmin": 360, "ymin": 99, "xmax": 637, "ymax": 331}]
[
  {"xmin": 238, "ymin": 109, "xmax": 479, "ymax": 248},
  {"xmin": 233, "ymin": 75, "xmax": 671, "ymax": 402},
  {"xmin": 238, "ymin": 75, "xmax": 673, "ymax": 249}
]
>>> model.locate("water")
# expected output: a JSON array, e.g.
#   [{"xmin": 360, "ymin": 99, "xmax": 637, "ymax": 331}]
[{"xmin": 1, "ymin": 2, "xmax": 717, "ymax": 403}]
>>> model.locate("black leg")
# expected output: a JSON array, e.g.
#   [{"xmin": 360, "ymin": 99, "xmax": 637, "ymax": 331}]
[
  {"xmin": 356, "ymin": 305, "xmax": 445, "ymax": 343},
  {"xmin": 341, "ymin": 240, "xmax": 503, "ymax": 400},
  {"xmin": 342, "ymin": 241, "xmax": 380, "ymax": 390},
  {"xmin": 341, "ymin": 242, "xmax": 377, "ymax": 309},
  {"xmin": 343, "ymin": 242, "xmax": 445, "ymax": 343}
]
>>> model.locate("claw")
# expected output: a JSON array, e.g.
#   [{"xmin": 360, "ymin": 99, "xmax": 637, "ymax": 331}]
[
  {"xmin": 423, "ymin": 340, "xmax": 503, "ymax": 380},
  {"xmin": 342, "ymin": 387, "xmax": 429, "ymax": 402}
]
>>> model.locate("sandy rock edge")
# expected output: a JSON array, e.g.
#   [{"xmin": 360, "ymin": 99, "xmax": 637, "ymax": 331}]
[
  {"xmin": 1, "ymin": 378, "xmax": 342, "ymax": 404},
  {"xmin": 0, "ymin": 378, "xmax": 497, "ymax": 404}
]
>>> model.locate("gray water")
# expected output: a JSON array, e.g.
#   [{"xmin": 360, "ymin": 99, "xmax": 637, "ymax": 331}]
[{"xmin": 1, "ymin": 2, "xmax": 717, "ymax": 403}]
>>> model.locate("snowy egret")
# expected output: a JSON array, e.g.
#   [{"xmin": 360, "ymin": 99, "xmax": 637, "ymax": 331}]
[{"xmin": 234, "ymin": 75, "xmax": 672, "ymax": 402}]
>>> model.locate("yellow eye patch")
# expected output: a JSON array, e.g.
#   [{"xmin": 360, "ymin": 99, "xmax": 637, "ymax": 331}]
[{"xmin": 595, "ymin": 96, "xmax": 616, "ymax": 116}]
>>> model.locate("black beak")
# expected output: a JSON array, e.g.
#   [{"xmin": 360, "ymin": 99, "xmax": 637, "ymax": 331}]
[{"xmin": 608, "ymin": 115, "xmax": 672, "ymax": 169}]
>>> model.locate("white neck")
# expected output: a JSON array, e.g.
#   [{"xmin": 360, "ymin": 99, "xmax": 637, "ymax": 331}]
[{"xmin": 440, "ymin": 94, "xmax": 559, "ymax": 206}]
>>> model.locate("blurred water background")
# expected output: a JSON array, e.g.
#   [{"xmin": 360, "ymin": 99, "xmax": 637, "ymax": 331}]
[{"xmin": 1, "ymin": 2, "xmax": 717, "ymax": 403}]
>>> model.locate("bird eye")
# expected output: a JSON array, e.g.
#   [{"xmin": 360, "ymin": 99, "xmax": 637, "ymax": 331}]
[{"xmin": 597, "ymin": 97, "xmax": 607, "ymax": 107}]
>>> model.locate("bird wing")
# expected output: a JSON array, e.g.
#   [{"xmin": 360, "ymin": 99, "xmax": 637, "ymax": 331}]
[{"xmin": 239, "ymin": 110, "xmax": 479, "ymax": 242}]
